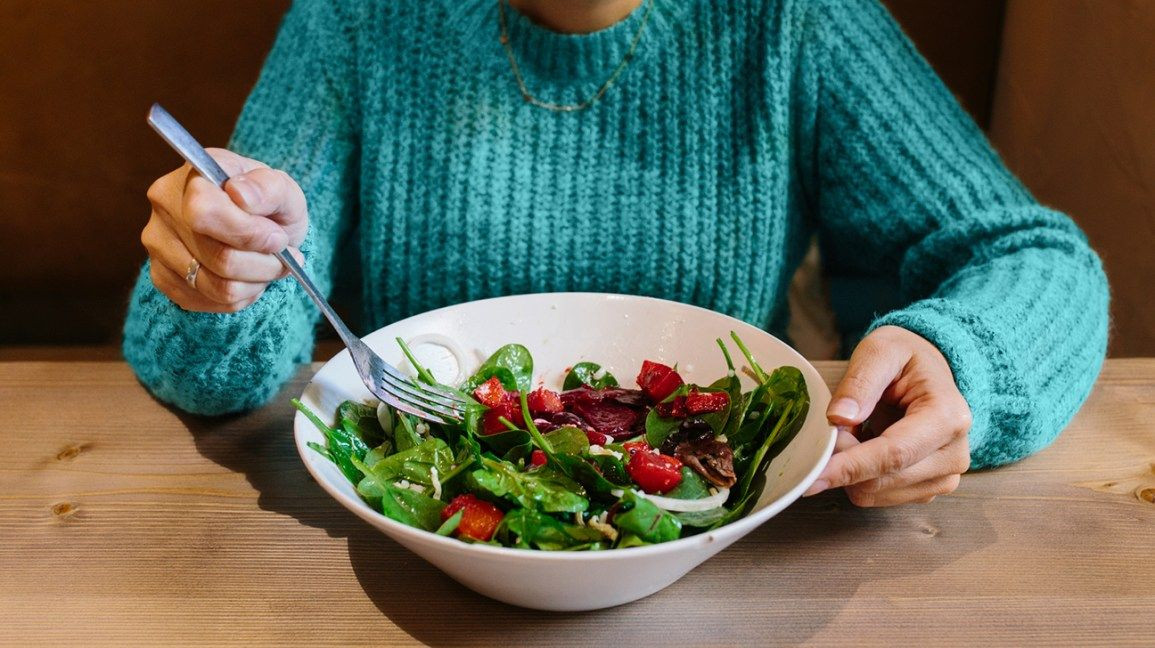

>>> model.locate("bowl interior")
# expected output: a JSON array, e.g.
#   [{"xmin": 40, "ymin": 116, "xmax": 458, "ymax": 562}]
[{"xmin": 294, "ymin": 293, "xmax": 835, "ymax": 561}]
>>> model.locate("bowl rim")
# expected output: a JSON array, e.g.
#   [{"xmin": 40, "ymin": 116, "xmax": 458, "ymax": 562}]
[{"xmin": 294, "ymin": 292, "xmax": 837, "ymax": 562}]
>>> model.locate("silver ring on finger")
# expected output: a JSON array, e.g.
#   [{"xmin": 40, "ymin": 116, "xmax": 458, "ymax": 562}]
[{"xmin": 185, "ymin": 258, "xmax": 201, "ymax": 290}]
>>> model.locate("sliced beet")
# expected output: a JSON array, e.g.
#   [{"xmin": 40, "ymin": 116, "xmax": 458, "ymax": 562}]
[
  {"xmin": 561, "ymin": 386, "xmax": 646, "ymax": 407},
  {"xmin": 569, "ymin": 401, "xmax": 641, "ymax": 439}
]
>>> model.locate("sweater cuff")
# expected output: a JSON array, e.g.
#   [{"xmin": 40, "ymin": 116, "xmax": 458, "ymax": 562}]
[
  {"xmin": 129, "ymin": 260, "xmax": 298, "ymax": 351},
  {"xmin": 867, "ymin": 298, "xmax": 1003, "ymax": 467},
  {"xmin": 122, "ymin": 261, "xmax": 312, "ymax": 415}
]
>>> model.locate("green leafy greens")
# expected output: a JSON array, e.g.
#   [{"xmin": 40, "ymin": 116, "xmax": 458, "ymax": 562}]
[{"xmin": 300, "ymin": 334, "xmax": 810, "ymax": 550}]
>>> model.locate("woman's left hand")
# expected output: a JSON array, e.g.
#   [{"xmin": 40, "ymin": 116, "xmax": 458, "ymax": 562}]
[{"xmin": 805, "ymin": 325, "xmax": 973, "ymax": 506}]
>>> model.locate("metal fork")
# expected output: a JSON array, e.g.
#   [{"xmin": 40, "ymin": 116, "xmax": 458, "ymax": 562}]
[{"xmin": 146, "ymin": 103, "xmax": 465, "ymax": 425}]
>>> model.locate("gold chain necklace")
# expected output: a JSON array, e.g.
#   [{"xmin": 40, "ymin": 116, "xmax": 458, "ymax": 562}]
[{"xmin": 497, "ymin": 0, "xmax": 655, "ymax": 112}]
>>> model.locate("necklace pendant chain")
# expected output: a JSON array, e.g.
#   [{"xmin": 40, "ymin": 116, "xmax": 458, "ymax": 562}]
[{"xmin": 498, "ymin": 0, "xmax": 655, "ymax": 113}]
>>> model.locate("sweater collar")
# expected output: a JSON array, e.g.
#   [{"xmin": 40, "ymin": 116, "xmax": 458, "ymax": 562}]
[{"xmin": 449, "ymin": 0, "xmax": 683, "ymax": 83}]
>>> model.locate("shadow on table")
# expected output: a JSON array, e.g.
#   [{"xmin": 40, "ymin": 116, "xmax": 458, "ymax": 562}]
[{"xmin": 176, "ymin": 384, "xmax": 997, "ymax": 647}]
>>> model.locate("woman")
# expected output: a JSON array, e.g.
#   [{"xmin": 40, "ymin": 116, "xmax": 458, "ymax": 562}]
[{"xmin": 125, "ymin": 0, "xmax": 1109, "ymax": 507}]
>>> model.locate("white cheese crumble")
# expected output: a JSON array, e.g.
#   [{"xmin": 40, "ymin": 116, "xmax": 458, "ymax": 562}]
[
  {"xmin": 395, "ymin": 479, "xmax": 425, "ymax": 494},
  {"xmin": 588, "ymin": 445, "xmax": 623, "ymax": 460},
  {"xmin": 430, "ymin": 466, "xmax": 442, "ymax": 500}
]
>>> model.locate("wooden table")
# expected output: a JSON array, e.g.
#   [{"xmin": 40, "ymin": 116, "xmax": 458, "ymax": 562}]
[{"xmin": 2, "ymin": 359, "xmax": 1152, "ymax": 647}]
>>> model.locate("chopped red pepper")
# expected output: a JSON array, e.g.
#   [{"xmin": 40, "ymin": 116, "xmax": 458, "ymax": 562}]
[
  {"xmin": 626, "ymin": 444, "xmax": 684, "ymax": 494},
  {"xmin": 529, "ymin": 449, "xmax": 548, "ymax": 468},
  {"xmin": 684, "ymin": 389, "xmax": 730, "ymax": 415},
  {"xmin": 585, "ymin": 429, "xmax": 612, "ymax": 446},
  {"xmin": 655, "ymin": 396, "xmax": 688, "ymax": 418},
  {"xmin": 441, "ymin": 494, "xmax": 504, "ymax": 542},
  {"xmin": 472, "ymin": 376, "xmax": 507, "ymax": 409},
  {"xmin": 622, "ymin": 440, "xmax": 651, "ymax": 456},
  {"xmin": 481, "ymin": 405, "xmax": 519, "ymax": 435},
  {"xmin": 527, "ymin": 387, "xmax": 563, "ymax": 415},
  {"xmin": 635, "ymin": 360, "xmax": 684, "ymax": 403},
  {"xmin": 473, "ymin": 376, "xmax": 522, "ymax": 435}
]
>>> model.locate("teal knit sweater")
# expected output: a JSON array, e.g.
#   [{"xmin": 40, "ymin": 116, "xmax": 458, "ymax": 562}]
[{"xmin": 123, "ymin": 0, "xmax": 1109, "ymax": 469}]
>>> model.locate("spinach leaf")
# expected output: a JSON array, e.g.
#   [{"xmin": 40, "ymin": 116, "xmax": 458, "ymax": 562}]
[
  {"xmin": 587, "ymin": 453, "xmax": 631, "ymax": 486},
  {"xmin": 550, "ymin": 454, "xmax": 619, "ymax": 497},
  {"xmin": 496, "ymin": 508, "xmax": 605, "ymax": 550},
  {"xmin": 468, "ymin": 457, "xmax": 588, "ymax": 513},
  {"xmin": 436, "ymin": 510, "xmax": 463, "ymax": 536},
  {"xmin": 462, "ymin": 344, "xmax": 534, "ymax": 393},
  {"xmin": 362, "ymin": 437, "xmax": 457, "ymax": 488},
  {"xmin": 613, "ymin": 491, "xmax": 682, "ymax": 544},
  {"xmin": 711, "ymin": 486, "xmax": 760, "ymax": 530},
  {"xmin": 721, "ymin": 391, "xmax": 754, "ymax": 442},
  {"xmin": 563, "ymin": 362, "xmax": 619, "ymax": 390},
  {"xmin": 393, "ymin": 412, "xmax": 423, "ymax": 452},
  {"xmin": 459, "ymin": 402, "xmax": 486, "ymax": 462},
  {"xmin": 337, "ymin": 400, "xmax": 385, "ymax": 446},
  {"xmin": 729, "ymin": 367, "xmax": 809, "ymax": 506},
  {"xmin": 615, "ymin": 533, "xmax": 651, "ymax": 549},
  {"xmin": 729, "ymin": 365, "xmax": 809, "ymax": 468},
  {"xmin": 544, "ymin": 426, "xmax": 590, "ymax": 455},
  {"xmin": 363, "ymin": 442, "xmax": 391, "ymax": 469},
  {"xmin": 705, "ymin": 374, "xmax": 741, "ymax": 437},
  {"xmin": 295, "ymin": 398, "xmax": 368, "ymax": 484},
  {"xmin": 663, "ymin": 467, "xmax": 711, "ymax": 500},
  {"xmin": 478, "ymin": 428, "xmax": 532, "ymax": 456},
  {"xmin": 501, "ymin": 442, "xmax": 534, "ymax": 467},
  {"xmin": 643, "ymin": 384, "xmax": 690, "ymax": 448},
  {"xmin": 376, "ymin": 483, "xmax": 446, "ymax": 531},
  {"xmin": 643, "ymin": 383, "xmax": 732, "ymax": 448},
  {"xmin": 675, "ymin": 506, "xmax": 729, "ymax": 528}
]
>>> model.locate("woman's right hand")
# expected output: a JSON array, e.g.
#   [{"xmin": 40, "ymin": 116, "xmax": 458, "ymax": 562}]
[{"xmin": 141, "ymin": 148, "xmax": 308, "ymax": 313}]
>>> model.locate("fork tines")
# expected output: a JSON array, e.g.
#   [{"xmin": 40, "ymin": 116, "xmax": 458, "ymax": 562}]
[{"xmin": 372, "ymin": 359, "xmax": 467, "ymax": 425}]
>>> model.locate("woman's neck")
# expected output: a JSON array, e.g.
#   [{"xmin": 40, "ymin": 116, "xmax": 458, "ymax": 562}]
[{"xmin": 506, "ymin": 0, "xmax": 644, "ymax": 34}]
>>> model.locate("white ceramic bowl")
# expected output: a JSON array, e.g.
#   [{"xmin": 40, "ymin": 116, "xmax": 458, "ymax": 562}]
[{"xmin": 294, "ymin": 293, "xmax": 836, "ymax": 611}]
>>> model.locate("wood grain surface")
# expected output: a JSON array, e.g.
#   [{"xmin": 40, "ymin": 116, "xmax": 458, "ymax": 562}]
[{"xmin": 1, "ymin": 360, "xmax": 1152, "ymax": 647}]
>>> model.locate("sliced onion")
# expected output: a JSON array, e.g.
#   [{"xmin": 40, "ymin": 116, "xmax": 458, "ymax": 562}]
[
  {"xmin": 610, "ymin": 487, "xmax": 730, "ymax": 512},
  {"xmin": 376, "ymin": 401, "xmax": 395, "ymax": 434}
]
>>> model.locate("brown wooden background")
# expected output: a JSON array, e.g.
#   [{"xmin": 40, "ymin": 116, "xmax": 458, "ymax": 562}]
[{"xmin": 1, "ymin": 0, "xmax": 1150, "ymax": 356}]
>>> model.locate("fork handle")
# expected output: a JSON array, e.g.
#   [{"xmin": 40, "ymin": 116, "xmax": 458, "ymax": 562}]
[{"xmin": 146, "ymin": 103, "xmax": 363, "ymax": 351}]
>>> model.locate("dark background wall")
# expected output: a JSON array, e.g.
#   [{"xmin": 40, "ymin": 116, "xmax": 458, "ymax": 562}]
[{"xmin": 1, "ymin": 0, "xmax": 1149, "ymax": 356}]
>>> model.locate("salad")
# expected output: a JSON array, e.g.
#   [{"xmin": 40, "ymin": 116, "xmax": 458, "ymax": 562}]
[{"xmin": 296, "ymin": 332, "xmax": 809, "ymax": 551}]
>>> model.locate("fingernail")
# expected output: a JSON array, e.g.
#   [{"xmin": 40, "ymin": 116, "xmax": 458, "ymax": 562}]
[
  {"xmin": 828, "ymin": 398, "xmax": 859, "ymax": 421},
  {"xmin": 803, "ymin": 479, "xmax": 829, "ymax": 497},
  {"xmin": 264, "ymin": 229, "xmax": 289, "ymax": 252},
  {"xmin": 230, "ymin": 177, "xmax": 260, "ymax": 207}
]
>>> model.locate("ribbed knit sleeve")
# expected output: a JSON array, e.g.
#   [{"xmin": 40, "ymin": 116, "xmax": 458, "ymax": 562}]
[
  {"xmin": 798, "ymin": 0, "xmax": 1109, "ymax": 468},
  {"xmin": 123, "ymin": 0, "xmax": 359, "ymax": 415}
]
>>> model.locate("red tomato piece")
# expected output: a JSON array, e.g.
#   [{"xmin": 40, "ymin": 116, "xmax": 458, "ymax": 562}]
[
  {"xmin": 529, "ymin": 449, "xmax": 547, "ymax": 468},
  {"xmin": 441, "ymin": 494, "xmax": 505, "ymax": 542},
  {"xmin": 655, "ymin": 395, "xmax": 688, "ymax": 418},
  {"xmin": 482, "ymin": 395, "xmax": 522, "ymax": 435},
  {"xmin": 626, "ymin": 449, "xmax": 684, "ymax": 494},
  {"xmin": 635, "ymin": 360, "xmax": 684, "ymax": 402},
  {"xmin": 585, "ymin": 429, "xmax": 612, "ymax": 446},
  {"xmin": 472, "ymin": 376, "xmax": 508, "ymax": 409},
  {"xmin": 527, "ymin": 387, "xmax": 563, "ymax": 415},
  {"xmin": 684, "ymin": 389, "xmax": 729, "ymax": 415},
  {"xmin": 481, "ymin": 409, "xmax": 510, "ymax": 435},
  {"xmin": 622, "ymin": 440, "xmax": 651, "ymax": 456},
  {"xmin": 474, "ymin": 377, "xmax": 523, "ymax": 435}
]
